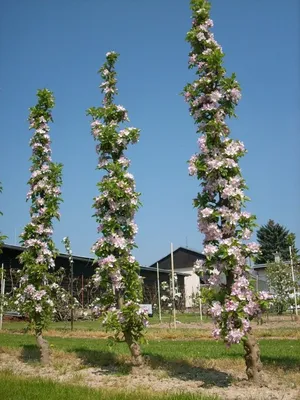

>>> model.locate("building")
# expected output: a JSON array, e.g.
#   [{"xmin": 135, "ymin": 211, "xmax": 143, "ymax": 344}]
[
  {"xmin": 0, "ymin": 244, "xmax": 187, "ymax": 307},
  {"xmin": 250, "ymin": 260, "xmax": 300, "ymax": 293},
  {"xmin": 148, "ymin": 247, "xmax": 206, "ymax": 308},
  {"xmin": 250, "ymin": 264, "xmax": 269, "ymax": 291}
]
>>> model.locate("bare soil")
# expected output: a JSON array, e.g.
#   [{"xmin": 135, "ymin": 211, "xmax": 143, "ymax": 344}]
[{"xmin": 0, "ymin": 347, "xmax": 299, "ymax": 400}]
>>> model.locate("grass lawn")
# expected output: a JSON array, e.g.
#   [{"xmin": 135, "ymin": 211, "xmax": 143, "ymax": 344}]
[
  {"xmin": 0, "ymin": 332, "xmax": 299, "ymax": 400},
  {"xmin": 0, "ymin": 332, "xmax": 299, "ymax": 370},
  {"xmin": 0, "ymin": 370, "xmax": 219, "ymax": 400},
  {"xmin": 3, "ymin": 314, "xmax": 300, "ymax": 343},
  {"xmin": 2, "ymin": 313, "xmax": 210, "ymax": 332}
]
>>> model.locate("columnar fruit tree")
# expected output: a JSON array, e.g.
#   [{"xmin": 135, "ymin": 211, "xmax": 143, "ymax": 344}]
[
  {"xmin": 17, "ymin": 89, "xmax": 63, "ymax": 365},
  {"xmin": 87, "ymin": 52, "xmax": 147, "ymax": 366},
  {"xmin": 184, "ymin": 0, "xmax": 269, "ymax": 383}
]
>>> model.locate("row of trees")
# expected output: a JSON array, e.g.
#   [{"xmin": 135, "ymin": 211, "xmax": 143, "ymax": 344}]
[
  {"xmin": 0, "ymin": 55, "xmax": 146, "ymax": 366},
  {"xmin": 0, "ymin": 0, "xmax": 298, "ymax": 385}
]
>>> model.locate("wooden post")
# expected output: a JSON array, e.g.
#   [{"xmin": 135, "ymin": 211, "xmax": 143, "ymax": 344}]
[
  {"xmin": 70, "ymin": 259, "xmax": 74, "ymax": 330},
  {"xmin": 0, "ymin": 264, "xmax": 5, "ymax": 330},
  {"xmin": 289, "ymin": 246, "xmax": 298, "ymax": 317},
  {"xmin": 81, "ymin": 275, "xmax": 84, "ymax": 308},
  {"xmin": 156, "ymin": 262, "xmax": 162, "ymax": 323},
  {"xmin": 170, "ymin": 243, "xmax": 176, "ymax": 329},
  {"xmin": 199, "ymin": 276, "xmax": 203, "ymax": 322}
]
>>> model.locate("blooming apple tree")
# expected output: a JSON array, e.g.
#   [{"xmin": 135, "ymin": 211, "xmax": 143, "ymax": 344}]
[
  {"xmin": 183, "ymin": 0, "xmax": 269, "ymax": 382},
  {"xmin": 161, "ymin": 274, "xmax": 183, "ymax": 312},
  {"xmin": 16, "ymin": 89, "xmax": 63, "ymax": 364},
  {"xmin": 87, "ymin": 52, "xmax": 147, "ymax": 366}
]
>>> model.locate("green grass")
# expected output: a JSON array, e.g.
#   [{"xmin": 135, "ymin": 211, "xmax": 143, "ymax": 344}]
[
  {"xmin": 2, "ymin": 319, "xmax": 105, "ymax": 332},
  {"xmin": 0, "ymin": 370, "xmax": 219, "ymax": 400},
  {"xmin": 1, "ymin": 332, "xmax": 299, "ymax": 370},
  {"xmin": 2, "ymin": 313, "xmax": 210, "ymax": 332}
]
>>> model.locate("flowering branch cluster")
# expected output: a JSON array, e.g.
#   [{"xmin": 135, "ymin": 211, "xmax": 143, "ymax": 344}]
[
  {"xmin": 184, "ymin": 0, "xmax": 269, "ymax": 345},
  {"xmin": 161, "ymin": 274, "xmax": 182, "ymax": 311},
  {"xmin": 62, "ymin": 236, "xmax": 74, "ymax": 266},
  {"xmin": 16, "ymin": 89, "xmax": 63, "ymax": 334},
  {"xmin": 87, "ymin": 52, "xmax": 147, "ymax": 343}
]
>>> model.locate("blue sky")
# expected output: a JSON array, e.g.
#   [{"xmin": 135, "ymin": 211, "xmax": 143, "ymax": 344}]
[{"xmin": 0, "ymin": 0, "xmax": 299, "ymax": 266}]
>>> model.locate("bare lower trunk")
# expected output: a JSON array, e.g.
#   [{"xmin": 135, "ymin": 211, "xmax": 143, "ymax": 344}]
[
  {"xmin": 242, "ymin": 333, "xmax": 262, "ymax": 383},
  {"xmin": 124, "ymin": 331, "xmax": 143, "ymax": 366},
  {"xmin": 116, "ymin": 292, "xmax": 143, "ymax": 366},
  {"xmin": 36, "ymin": 333, "xmax": 50, "ymax": 365}
]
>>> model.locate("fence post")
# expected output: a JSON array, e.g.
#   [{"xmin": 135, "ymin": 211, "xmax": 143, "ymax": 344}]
[
  {"xmin": 0, "ymin": 264, "xmax": 5, "ymax": 330},
  {"xmin": 81, "ymin": 275, "xmax": 84, "ymax": 308},
  {"xmin": 156, "ymin": 262, "xmax": 162, "ymax": 323},
  {"xmin": 170, "ymin": 243, "xmax": 176, "ymax": 329}
]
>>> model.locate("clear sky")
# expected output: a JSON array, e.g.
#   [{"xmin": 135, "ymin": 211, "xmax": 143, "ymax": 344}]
[{"xmin": 0, "ymin": 0, "xmax": 299, "ymax": 266}]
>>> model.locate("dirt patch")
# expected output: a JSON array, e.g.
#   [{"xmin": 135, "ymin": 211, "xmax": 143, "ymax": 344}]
[{"xmin": 0, "ymin": 348, "xmax": 299, "ymax": 400}]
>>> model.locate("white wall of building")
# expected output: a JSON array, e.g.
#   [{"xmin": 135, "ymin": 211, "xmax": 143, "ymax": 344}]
[{"xmin": 176, "ymin": 267, "xmax": 200, "ymax": 308}]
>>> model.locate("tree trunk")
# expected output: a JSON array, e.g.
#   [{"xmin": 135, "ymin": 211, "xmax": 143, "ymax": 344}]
[
  {"xmin": 242, "ymin": 333, "xmax": 262, "ymax": 384},
  {"xmin": 124, "ymin": 331, "xmax": 143, "ymax": 366},
  {"xmin": 36, "ymin": 332, "xmax": 50, "ymax": 365}
]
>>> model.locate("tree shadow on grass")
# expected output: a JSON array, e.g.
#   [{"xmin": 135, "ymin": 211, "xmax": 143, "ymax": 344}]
[
  {"xmin": 261, "ymin": 355, "xmax": 300, "ymax": 371},
  {"xmin": 145, "ymin": 353, "xmax": 232, "ymax": 388},
  {"xmin": 72, "ymin": 347, "xmax": 231, "ymax": 387},
  {"xmin": 72, "ymin": 348, "xmax": 131, "ymax": 375},
  {"xmin": 21, "ymin": 345, "xmax": 41, "ymax": 363}
]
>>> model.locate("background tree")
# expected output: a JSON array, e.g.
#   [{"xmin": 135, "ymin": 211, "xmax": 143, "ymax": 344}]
[
  {"xmin": 183, "ymin": 0, "xmax": 269, "ymax": 383},
  {"xmin": 15, "ymin": 89, "xmax": 63, "ymax": 365},
  {"xmin": 266, "ymin": 261, "xmax": 297, "ymax": 314},
  {"xmin": 256, "ymin": 220, "xmax": 299, "ymax": 264},
  {"xmin": 87, "ymin": 52, "xmax": 147, "ymax": 366}
]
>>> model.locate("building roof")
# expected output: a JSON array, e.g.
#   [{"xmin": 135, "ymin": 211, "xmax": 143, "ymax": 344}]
[
  {"xmin": 252, "ymin": 261, "xmax": 291, "ymax": 270},
  {"xmin": 1, "ymin": 243, "xmax": 189, "ymax": 276},
  {"xmin": 148, "ymin": 246, "xmax": 205, "ymax": 269}
]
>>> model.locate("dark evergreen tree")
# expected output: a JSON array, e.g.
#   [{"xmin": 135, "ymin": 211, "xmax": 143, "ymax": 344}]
[{"xmin": 256, "ymin": 220, "xmax": 298, "ymax": 263}]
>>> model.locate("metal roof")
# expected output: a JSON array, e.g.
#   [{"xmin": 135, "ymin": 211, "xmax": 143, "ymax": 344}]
[{"xmin": 1, "ymin": 243, "xmax": 189, "ymax": 276}]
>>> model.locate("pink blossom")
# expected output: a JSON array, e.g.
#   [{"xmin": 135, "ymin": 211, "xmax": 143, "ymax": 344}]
[
  {"xmin": 198, "ymin": 136, "xmax": 208, "ymax": 153},
  {"xmin": 224, "ymin": 141, "xmax": 245, "ymax": 156},
  {"xmin": 204, "ymin": 223, "xmax": 222, "ymax": 240},
  {"xmin": 224, "ymin": 300, "xmax": 239, "ymax": 312},
  {"xmin": 258, "ymin": 291, "xmax": 271, "ymax": 300},
  {"xmin": 188, "ymin": 154, "xmax": 198, "ymax": 176},
  {"xmin": 206, "ymin": 158, "xmax": 223, "ymax": 170},
  {"xmin": 203, "ymin": 48, "xmax": 212, "ymax": 55},
  {"xmin": 210, "ymin": 90, "xmax": 222, "ymax": 103},
  {"xmin": 200, "ymin": 207, "xmax": 214, "ymax": 218},
  {"xmin": 241, "ymin": 318, "xmax": 251, "ymax": 333},
  {"xmin": 243, "ymin": 300, "xmax": 260, "ymax": 316},
  {"xmin": 203, "ymin": 244, "xmax": 218, "ymax": 256},
  {"xmin": 196, "ymin": 32, "xmax": 206, "ymax": 42},
  {"xmin": 229, "ymin": 88, "xmax": 241, "ymax": 103},
  {"xmin": 210, "ymin": 301, "xmax": 222, "ymax": 317},
  {"xmin": 197, "ymin": 62, "xmax": 206, "ymax": 70},
  {"xmin": 246, "ymin": 242, "xmax": 260, "ymax": 254},
  {"xmin": 189, "ymin": 54, "xmax": 197, "ymax": 64},
  {"xmin": 212, "ymin": 328, "xmax": 221, "ymax": 339},
  {"xmin": 193, "ymin": 259, "xmax": 204, "ymax": 274},
  {"xmin": 240, "ymin": 211, "xmax": 251, "ymax": 219},
  {"xmin": 226, "ymin": 328, "xmax": 243, "ymax": 344},
  {"xmin": 242, "ymin": 228, "xmax": 252, "ymax": 240},
  {"xmin": 202, "ymin": 102, "xmax": 218, "ymax": 111},
  {"xmin": 184, "ymin": 92, "xmax": 191, "ymax": 101}
]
